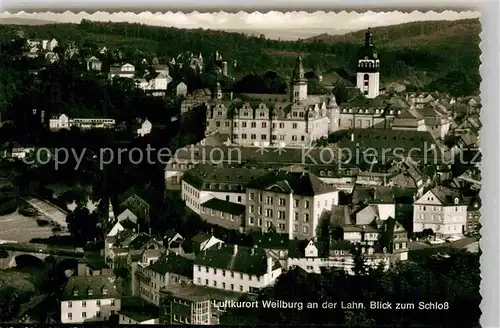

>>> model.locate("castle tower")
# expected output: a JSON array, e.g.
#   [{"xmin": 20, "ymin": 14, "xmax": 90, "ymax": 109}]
[
  {"xmin": 291, "ymin": 55, "xmax": 308, "ymax": 102},
  {"xmin": 356, "ymin": 28, "xmax": 380, "ymax": 99}
]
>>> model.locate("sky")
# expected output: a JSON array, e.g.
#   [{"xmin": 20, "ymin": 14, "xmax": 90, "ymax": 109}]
[{"xmin": 0, "ymin": 10, "xmax": 480, "ymax": 40}]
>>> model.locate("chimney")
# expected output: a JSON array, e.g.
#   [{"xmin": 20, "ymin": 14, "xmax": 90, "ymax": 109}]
[
  {"xmin": 230, "ymin": 92, "xmax": 233, "ymax": 100},
  {"xmin": 350, "ymin": 133, "xmax": 355, "ymax": 142},
  {"xmin": 266, "ymin": 257, "xmax": 273, "ymax": 276},
  {"xmin": 250, "ymin": 248, "xmax": 255, "ymax": 255},
  {"xmin": 233, "ymin": 244, "xmax": 238, "ymax": 255}
]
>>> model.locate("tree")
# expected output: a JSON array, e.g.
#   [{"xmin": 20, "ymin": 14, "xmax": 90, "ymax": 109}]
[
  {"xmin": 66, "ymin": 206, "xmax": 100, "ymax": 246},
  {"xmin": 333, "ymin": 82, "xmax": 349, "ymax": 105}
]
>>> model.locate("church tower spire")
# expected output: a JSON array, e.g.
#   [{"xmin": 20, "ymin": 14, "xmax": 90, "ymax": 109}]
[
  {"xmin": 290, "ymin": 55, "xmax": 308, "ymax": 102},
  {"xmin": 356, "ymin": 27, "xmax": 380, "ymax": 99}
]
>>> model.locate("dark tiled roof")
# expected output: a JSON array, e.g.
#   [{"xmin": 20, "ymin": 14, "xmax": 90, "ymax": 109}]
[
  {"xmin": 334, "ymin": 129, "xmax": 439, "ymax": 161},
  {"xmin": 147, "ymin": 252, "xmax": 194, "ymax": 278},
  {"xmin": 61, "ymin": 276, "xmax": 119, "ymax": 301},
  {"xmin": 251, "ymin": 233, "xmax": 290, "ymax": 250},
  {"xmin": 164, "ymin": 229, "xmax": 179, "ymax": 240},
  {"xmin": 120, "ymin": 219, "xmax": 138, "ymax": 231},
  {"xmin": 246, "ymin": 168, "xmax": 337, "ymax": 197},
  {"xmin": 342, "ymin": 95, "xmax": 389, "ymax": 108},
  {"xmin": 200, "ymin": 198, "xmax": 245, "ymax": 216},
  {"xmin": 161, "ymin": 283, "xmax": 241, "ymax": 303},
  {"xmin": 182, "ymin": 164, "xmax": 267, "ymax": 190},
  {"xmin": 119, "ymin": 297, "xmax": 159, "ymax": 322},
  {"xmin": 430, "ymin": 186, "xmax": 463, "ymax": 205},
  {"xmin": 195, "ymin": 244, "xmax": 278, "ymax": 276}
]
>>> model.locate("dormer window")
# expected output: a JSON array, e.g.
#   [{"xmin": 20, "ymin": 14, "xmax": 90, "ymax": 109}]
[
  {"xmin": 87, "ymin": 288, "xmax": 93, "ymax": 296},
  {"xmin": 102, "ymin": 287, "xmax": 108, "ymax": 295},
  {"xmin": 454, "ymin": 197, "xmax": 459, "ymax": 205},
  {"xmin": 72, "ymin": 288, "xmax": 79, "ymax": 296}
]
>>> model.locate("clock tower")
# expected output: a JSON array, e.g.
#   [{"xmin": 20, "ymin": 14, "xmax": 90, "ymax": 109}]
[{"xmin": 356, "ymin": 28, "xmax": 380, "ymax": 99}]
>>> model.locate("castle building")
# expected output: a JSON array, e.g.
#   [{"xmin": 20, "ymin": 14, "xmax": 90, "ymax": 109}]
[
  {"xmin": 356, "ymin": 28, "xmax": 380, "ymax": 99},
  {"xmin": 204, "ymin": 56, "xmax": 338, "ymax": 148}
]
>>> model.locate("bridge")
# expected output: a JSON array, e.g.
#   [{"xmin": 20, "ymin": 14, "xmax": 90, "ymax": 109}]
[
  {"xmin": 0, "ymin": 242, "xmax": 84, "ymax": 269},
  {"xmin": 23, "ymin": 197, "xmax": 68, "ymax": 229}
]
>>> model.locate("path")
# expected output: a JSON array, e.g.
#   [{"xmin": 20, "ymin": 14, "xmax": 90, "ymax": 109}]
[{"xmin": 23, "ymin": 198, "xmax": 68, "ymax": 229}]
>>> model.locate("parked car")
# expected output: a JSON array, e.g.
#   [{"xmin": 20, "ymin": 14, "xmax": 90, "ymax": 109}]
[
  {"xmin": 432, "ymin": 252, "xmax": 451, "ymax": 259},
  {"xmin": 445, "ymin": 236, "xmax": 461, "ymax": 243},
  {"xmin": 428, "ymin": 238, "xmax": 445, "ymax": 245}
]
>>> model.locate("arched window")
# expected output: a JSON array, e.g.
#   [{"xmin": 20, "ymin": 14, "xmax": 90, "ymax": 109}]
[{"xmin": 364, "ymin": 74, "xmax": 369, "ymax": 81}]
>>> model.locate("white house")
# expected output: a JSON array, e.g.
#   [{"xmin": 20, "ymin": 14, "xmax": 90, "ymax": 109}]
[
  {"xmin": 49, "ymin": 114, "xmax": 70, "ymax": 130},
  {"xmin": 245, "ymin": 166, "xmax": 339, "ymax": 240},
  {"xmin": 60, "ymin": 276, "xmax": 121, "ymax": 323},
  {"xmin": 109, "ymin": 63, "xmax": 136, "ymax": 79},
  {"xmin": 107, "ymin": 219, "xmax": 137, "ymax": 237},
  {"xmin": 86, "ymin": 56, "xmax": 103, "ymax": 71},
  {"xmin": 117, "ymin": 209, "xmax": 138, "ymax": 224},
  {"xmin": 413, "ymin": 186, "xmax": 468, "ymax": 237},
  {"xmin": 49, "ymin": 114, "xmax": 115, "ymax": 131},
  {"xmin": 137, "ymin": 119, "xmax": 152, "ymax": 137},
  {"xmin": 193, "ymin": 244, "xmax": 282, "ymax": 294},
  {"xmin": 287, "ymin": 240, "xmax": 391, "ymax": 275},
  {"xmin": 47, "ymin": 38, "xmax": 58, "ymax": 51},
  {"xmin": 176, "ymin": 82, "xmax": 188, "ymax": 97}
]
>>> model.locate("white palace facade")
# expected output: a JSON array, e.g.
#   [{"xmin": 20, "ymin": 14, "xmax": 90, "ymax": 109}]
[{"xmin": 205, "ymin": 56, "xmax": 340, "ymax": 148}]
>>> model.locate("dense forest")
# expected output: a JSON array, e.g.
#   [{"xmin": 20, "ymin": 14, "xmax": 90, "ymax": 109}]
[{"xmin": 0, "ymin": 18, "xmax": 481, "ymax": 95}]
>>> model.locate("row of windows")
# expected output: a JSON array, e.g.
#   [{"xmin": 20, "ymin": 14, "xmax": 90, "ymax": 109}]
[
  {"xmin": 233, "ymin": 134, "xmax": 306, "ymax": 142},
  {"xmin": 67, "ymin": 299, "xmax": 114, "ymax": 308},
  {"xmin": 197, "ymin": 278, "xmax": 245, "ymax": 292},
  {"xmin": 67, "ymin": 310, "xmax": 113, "ymax": 320},
  {"xmin": 201, "ymin": 207, "xmax": 238, "ymax": 221},
  {"xmin": 247, "ymin": 217, "xmax": 309, "ymax": 234},
  {"xmin": 197, "ymin": 266, "xmax": 262, "ymax": 282},
  {"xmin": 173, "ymin": 315, "xmax": 190, "ymax": 324},
  {"xmin": 72, "ymin": 287, "xmax": 108, "ymax": 297},
  {"xmin": 248, "ymin": 194, "xmax": 311, "ymax": 209},
  {"xmin": 418, "ymin": 205, "xmax": 463, "ymax": 211},
  {"xmin": 340, "ymin": 108, "xmax": 400, "ymax": 115}
]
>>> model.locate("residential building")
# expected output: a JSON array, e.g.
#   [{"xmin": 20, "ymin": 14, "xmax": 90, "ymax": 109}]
[
  {"xmin": 86, "ymin": 56, "xmax": 102, "ymax": 71},
  {"xmin": 118, "ymin": 297, "xmax": 159, "ymax": 324},
  {"xmin": 109, "ymin": 63, "xmax": 136, "ymax": 79},
  {"xmin": 193, "ymin": 244, "xmax": 282, "ymax": 294},
  {"xmin": 287, "ymin": 240, "xmax": 394, "ymax": 274},
  {"xmin": 49, "ymin": 114, "xmax": 115, "ymax": 131},
  {"xmin": 413, "ymin": 186, "xmax": 468, "ymax": 237},
  {"xmin": 107, "ymin": 219, "xmax": 138, "ymax": 238},
  {"xmin": 136, "ymin": 252, "xmax": 194, "ymax": 306},
  {"xmin": 181, "ymin": 164, "xmax": 266, "ymax": 216},
  {"xmin": 137, "ymin": 119, "xmax": 152, "ymax": 137},
  {"xmin": 60, "ymin": 276, "xmax": 121, "ymax": 323},
  {"xmin": 190, "ymin": 233, "xmax": 225, "ymax": 254},
  {"xmin": 159, "ymin": 283, "xmax": 241, "ymax": 325},
  {"xmin": 116, "ymin": 209, "xmax": 138, "ymax": 224},
  {"xmin": 245, "ymin": 166, "xmax": 339, "ymax": 240}
]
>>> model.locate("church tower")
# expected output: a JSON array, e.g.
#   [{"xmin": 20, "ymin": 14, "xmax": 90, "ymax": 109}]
[
  {"xmin": 290, "ymin": 55, "xmax": 308, "ymax": 102},
  {"xmin": 356, "ymin": 28, "xmax": 380, "ymax": 99}
]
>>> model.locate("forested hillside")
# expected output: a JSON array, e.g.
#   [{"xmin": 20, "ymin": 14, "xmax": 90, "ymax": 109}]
[{"xmin": 0, "ymin": 18, "xmax": 480, "ymax": 94}]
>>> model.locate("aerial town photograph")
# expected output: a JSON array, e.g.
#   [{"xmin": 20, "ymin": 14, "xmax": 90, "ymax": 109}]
[{"xmin": 0, "ymin": 9, "xmax": 481, "ymax": 327}]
